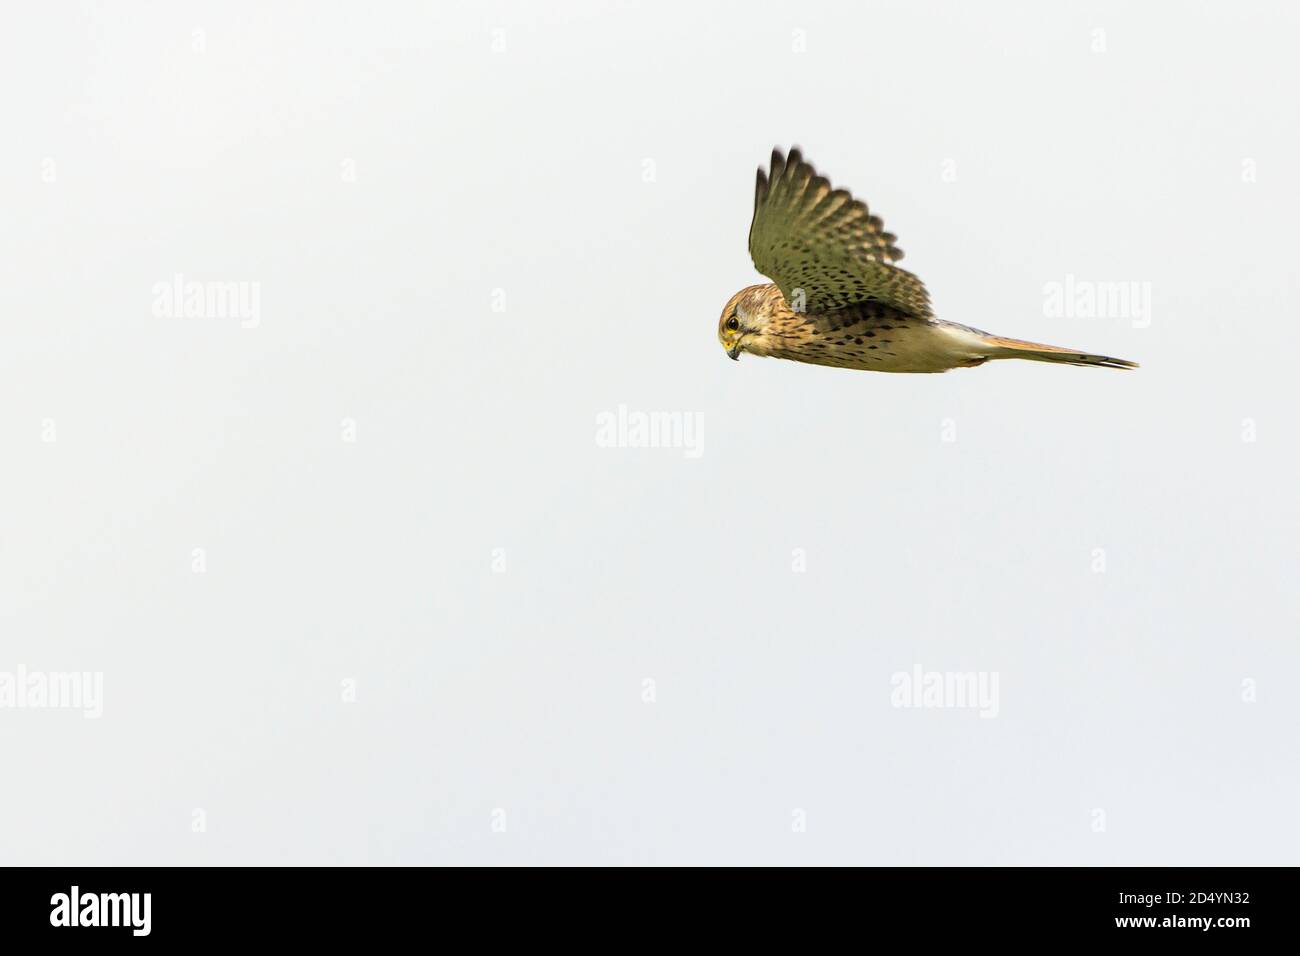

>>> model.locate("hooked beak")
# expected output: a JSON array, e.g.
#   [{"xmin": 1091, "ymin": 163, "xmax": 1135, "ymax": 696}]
[{"xmin": 727, "ymin": 346, "xmax": 741, "ymax": 361}]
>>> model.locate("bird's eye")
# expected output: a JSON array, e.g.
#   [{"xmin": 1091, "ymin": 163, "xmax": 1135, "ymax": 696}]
[{"xmin": 725, "ymin": 317, "xmax": 740, "ymax": 332}]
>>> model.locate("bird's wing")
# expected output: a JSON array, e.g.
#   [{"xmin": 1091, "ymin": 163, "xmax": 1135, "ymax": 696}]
[{"xmin": 748, "ymin": 148, "xmax": 932, "ymax": 317}]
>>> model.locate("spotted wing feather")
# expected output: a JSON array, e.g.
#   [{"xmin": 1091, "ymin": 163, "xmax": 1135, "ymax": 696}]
[{"xmin": 749, "ymin": 148, "xmax": 932, "ymax": 317}]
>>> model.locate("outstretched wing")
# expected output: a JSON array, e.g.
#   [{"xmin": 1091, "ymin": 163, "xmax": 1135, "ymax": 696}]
[{"xmin": 748, "ymin": 148, "xmax": 932, "ymax": 317}]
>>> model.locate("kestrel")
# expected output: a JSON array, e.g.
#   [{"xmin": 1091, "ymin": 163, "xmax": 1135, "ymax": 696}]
[{"xmin": 718, "ymin": 148, "xmax": 1138, "ymax": 373}]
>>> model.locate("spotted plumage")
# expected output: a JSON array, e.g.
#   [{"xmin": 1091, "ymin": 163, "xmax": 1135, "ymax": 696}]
[{"xmin": 719, "ymin": 148, "xmax": 1138, "ymax": 373}]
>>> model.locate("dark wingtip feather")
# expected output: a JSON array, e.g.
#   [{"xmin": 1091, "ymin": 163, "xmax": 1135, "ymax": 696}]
[{"xmin": 770, "ymin": 147, "xmax": 786, "ymax": 180}]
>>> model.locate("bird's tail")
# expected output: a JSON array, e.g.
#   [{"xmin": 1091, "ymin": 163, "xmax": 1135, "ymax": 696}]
[{"xmin": 981, "ymin": 334, "xmax": 1138, "ymax": 370}]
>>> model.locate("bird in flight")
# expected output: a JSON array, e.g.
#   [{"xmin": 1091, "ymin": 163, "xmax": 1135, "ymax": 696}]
[{"xmin": 718, "ymin": 148, "xmax": 1137, "ymax": 373}]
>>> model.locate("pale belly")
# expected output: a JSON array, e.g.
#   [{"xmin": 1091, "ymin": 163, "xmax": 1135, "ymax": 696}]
[{"xmin": 756, "ymin": 304, "xmax": 992, "ymax": 374}]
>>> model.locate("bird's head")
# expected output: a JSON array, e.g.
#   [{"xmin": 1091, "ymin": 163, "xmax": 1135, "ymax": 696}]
[{"xmin": 717, "ymin": 284, "xmax": 778, "ymax": 360}]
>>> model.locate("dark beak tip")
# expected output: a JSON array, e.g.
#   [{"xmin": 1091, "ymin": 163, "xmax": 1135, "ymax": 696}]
[{"xmin": 727, "ymin": 347, "xmax": 741, "ymax": 361}]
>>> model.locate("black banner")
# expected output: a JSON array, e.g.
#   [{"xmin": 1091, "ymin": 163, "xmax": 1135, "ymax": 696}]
[{"xmin": 0, "ymin": 866, "xmax": 1288, "ymax": 943}]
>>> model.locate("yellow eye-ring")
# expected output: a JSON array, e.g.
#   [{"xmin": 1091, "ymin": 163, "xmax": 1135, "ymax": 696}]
[{"xmin": 725, "ymin": 317, "xmax": 740, "ymax": 332}]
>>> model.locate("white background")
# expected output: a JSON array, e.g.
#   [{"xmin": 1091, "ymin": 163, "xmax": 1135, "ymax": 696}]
[{"xmin": 2, "ymin": 1, "xmax": 1297, "ymax": 865}]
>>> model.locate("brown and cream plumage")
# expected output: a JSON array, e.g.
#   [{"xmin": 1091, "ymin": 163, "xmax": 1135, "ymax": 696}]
[{"xmin": 718, "ymin": 148, "xmax": 1137, "ymax": 373}]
